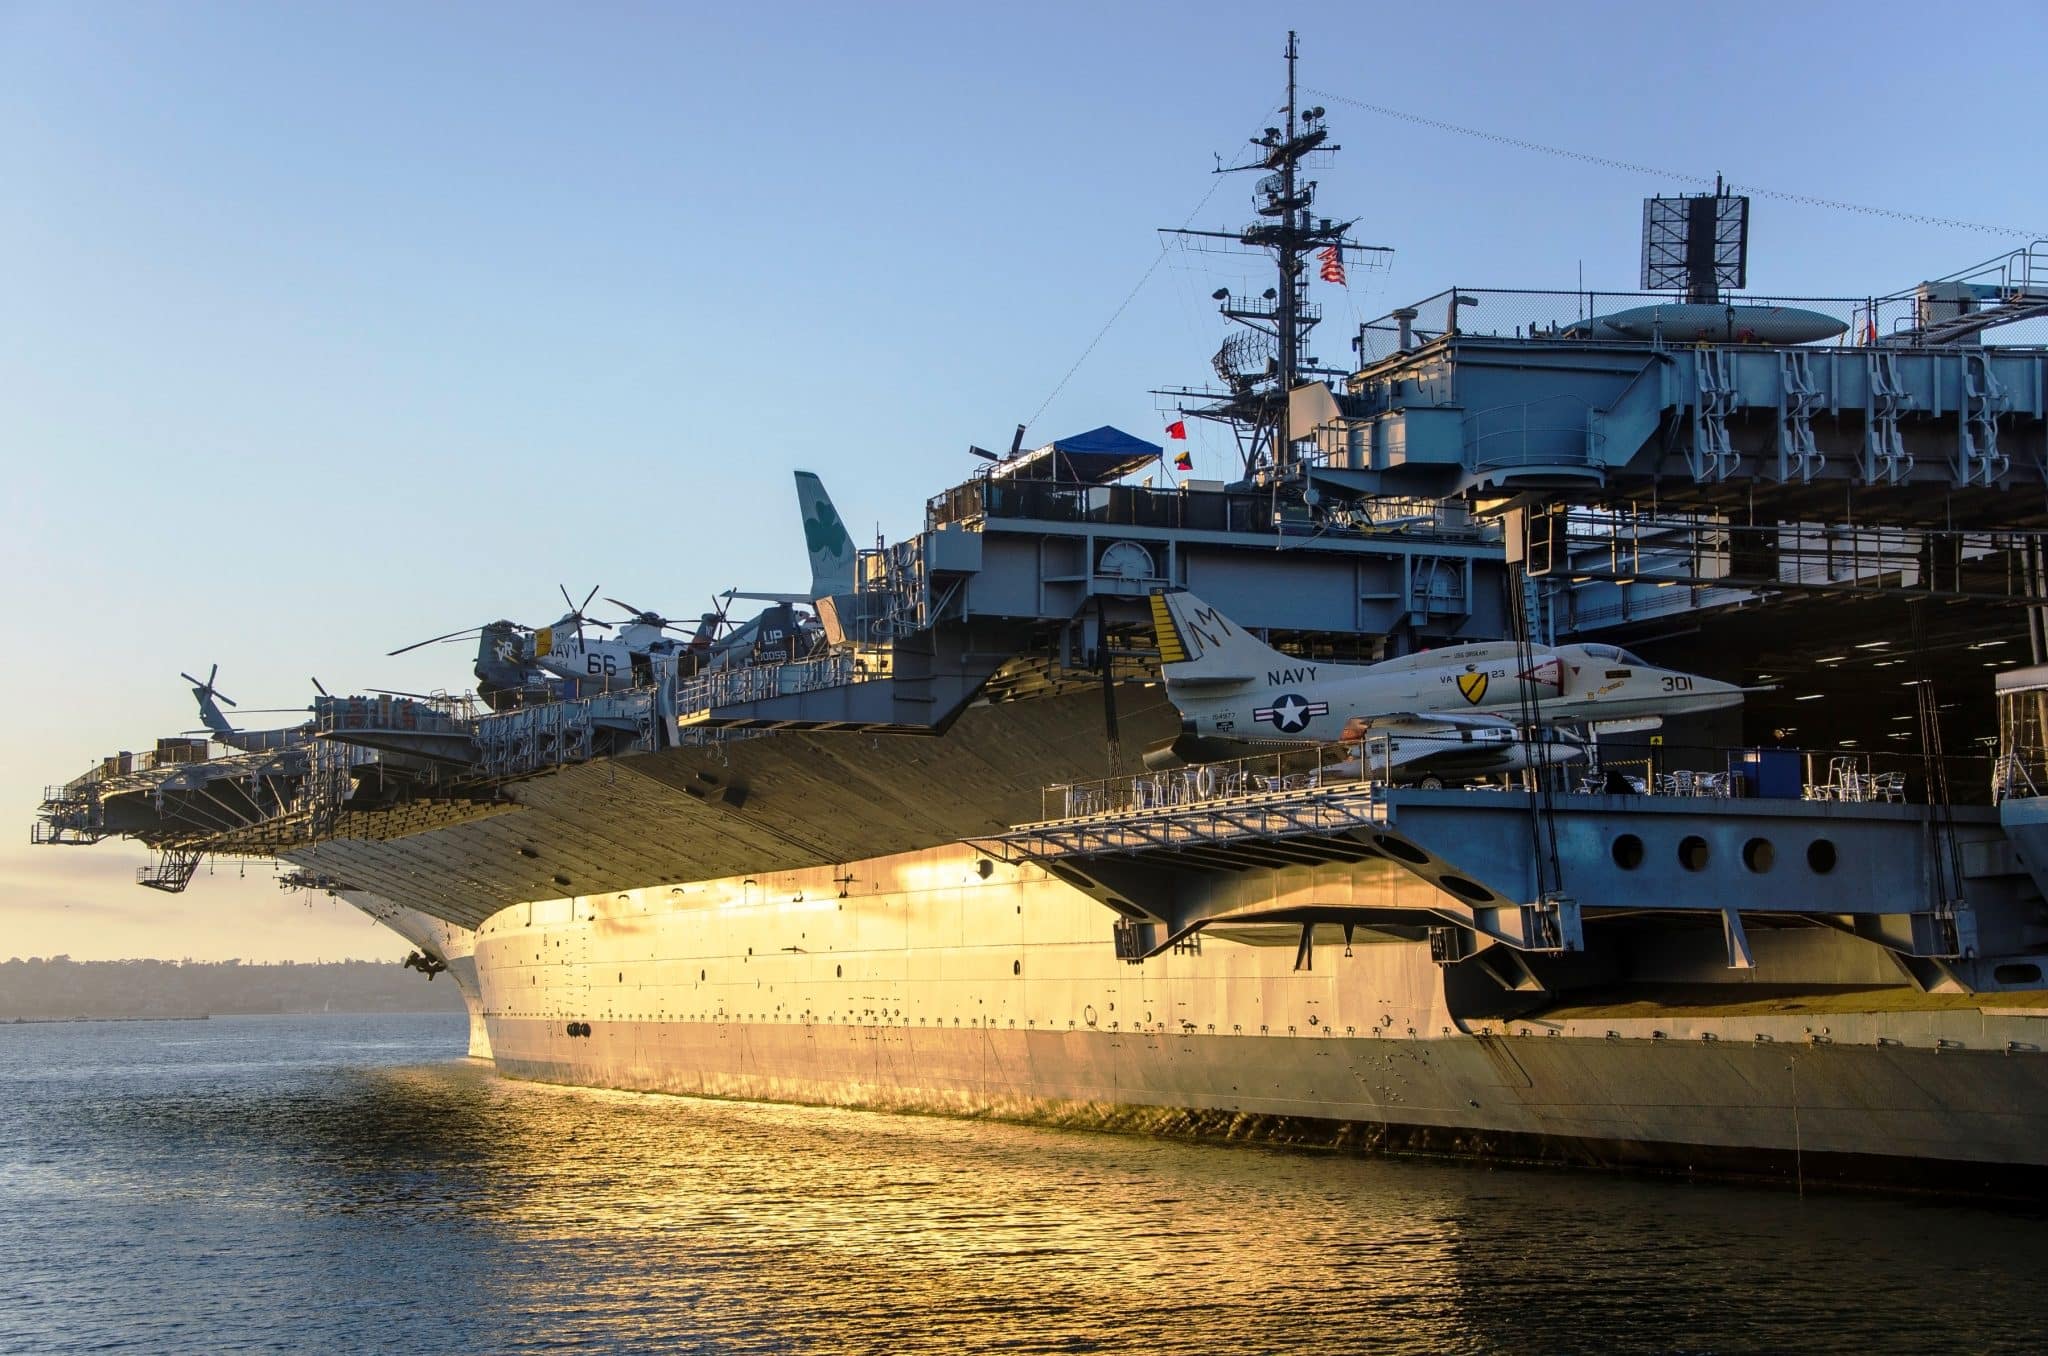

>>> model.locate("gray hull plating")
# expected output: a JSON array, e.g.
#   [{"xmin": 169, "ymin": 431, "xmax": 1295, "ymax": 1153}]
[
  {"xmin": 421, "ymin": 842, "xmax": 2048, "ymax": 1187},
  {"xmin": 484, "ymin": 1015, "xmax": 2048, "ymax": 1180}
]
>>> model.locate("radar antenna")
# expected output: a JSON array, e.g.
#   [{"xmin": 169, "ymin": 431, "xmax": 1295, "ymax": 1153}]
[{"xmin": 1641, "ymin": 176, "xmax": 1750, "ymax": 303}]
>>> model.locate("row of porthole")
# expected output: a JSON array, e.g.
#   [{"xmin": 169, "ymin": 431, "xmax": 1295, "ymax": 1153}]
[
  {"xmin": 509, "ymin": 1012, "xmax": 2048, "ymax": 1046},
  {"xmin": 1370, "ymin": 833, "xmax": 1496, "ymax": 904},
  {"xmin": 529, "ymin": 1015, "xmax": 1358, "ymax": 1034},
  {"xmin": 1612, "ymin": 833, "xmax": 1837, "ymax": 875},
  {"xmin": 513, "ymin": 1015, "xmax": 1495, "ymax": 1041},
  {"xmin": 684, "ymin": 962, "xmax": 1026, "ymax": 982}
]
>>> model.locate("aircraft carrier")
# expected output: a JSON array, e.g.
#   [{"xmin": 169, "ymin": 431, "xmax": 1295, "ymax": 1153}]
[{"xmin": 36, "ymin": 36, "xmax": 2048, "ymax": 1194}]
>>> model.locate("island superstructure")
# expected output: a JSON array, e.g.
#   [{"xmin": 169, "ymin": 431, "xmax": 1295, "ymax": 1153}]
[{"xmin": 36, "ymin": 36, "xmax": 2048, "ymax": 1193}]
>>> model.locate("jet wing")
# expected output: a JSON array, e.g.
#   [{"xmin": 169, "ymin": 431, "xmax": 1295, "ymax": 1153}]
[{"xmin": 1348, "ymin": 710, "xmax": 1517, "ymax": 733}]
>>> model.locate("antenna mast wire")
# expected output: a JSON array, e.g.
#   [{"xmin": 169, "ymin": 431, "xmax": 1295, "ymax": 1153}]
[
  {"xmin": 1307, "ymin": 86, "xmax": 2047, "ymax": 238},
  {"xmin": 1021, "ymin": 130, "xmax": 1255, "ymax": 433}
]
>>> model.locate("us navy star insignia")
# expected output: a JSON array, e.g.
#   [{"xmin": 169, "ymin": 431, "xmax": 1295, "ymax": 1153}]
[{"xmin": 1253, "ymin": 692, "xmax": 1330, "ymax": 733}]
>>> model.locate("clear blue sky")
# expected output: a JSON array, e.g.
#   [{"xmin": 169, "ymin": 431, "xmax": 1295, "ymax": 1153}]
[{"xmin": 4, "ymin": 0, "xmax": 2043, "ymax": 959}]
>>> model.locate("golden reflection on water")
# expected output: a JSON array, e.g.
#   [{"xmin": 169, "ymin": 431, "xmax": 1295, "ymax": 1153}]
[
  {"xmin": 296, "ymin": 1062, "xmax": 2043, "ymax": 1355},
  {"xmin": 7, "ymin": 1016, "xmax": 2045, "ymax": 1356},
  {"xmin": 338, "ymin": 1064, "xmax": 1480, "ymax": 1352}
]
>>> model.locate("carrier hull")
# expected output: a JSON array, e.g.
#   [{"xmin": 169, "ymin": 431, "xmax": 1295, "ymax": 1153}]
[
  {"xmin": 481, "ymin": 1014, "xmax": 2048, "ymax": 1193},
  {"xmin": 373, "ymin": 842, "xmax": 2048, "ymax": 1193}
]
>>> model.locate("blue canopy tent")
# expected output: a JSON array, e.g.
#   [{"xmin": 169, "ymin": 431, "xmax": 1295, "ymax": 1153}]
[{"xmin": 991, "ymin": 426, "xmax": 1163, "ymax": 486}]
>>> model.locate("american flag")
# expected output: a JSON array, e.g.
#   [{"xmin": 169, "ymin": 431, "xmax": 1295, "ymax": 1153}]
[{"xmin": 1318, "ymin": 244, "xmax": 1346, "ymax": 286}]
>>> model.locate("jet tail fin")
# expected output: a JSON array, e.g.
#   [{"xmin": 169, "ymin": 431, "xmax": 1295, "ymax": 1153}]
[
  {"xmin": 795, "ymin": 471, "xmax": 856, "ymax": 600},
  {"xmin": 1148, "ymin": 589, "xmax": 1290, "ymax": 688}
]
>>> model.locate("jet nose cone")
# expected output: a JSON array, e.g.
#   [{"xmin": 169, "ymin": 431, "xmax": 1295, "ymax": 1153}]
[{"xmin": 1694, "ymin": 676, "xmax": 1746, "ymax": 710}]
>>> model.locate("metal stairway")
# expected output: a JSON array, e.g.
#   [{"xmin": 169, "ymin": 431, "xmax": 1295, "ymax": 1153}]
[{"xmin": 1900, "ymin": 243, "xmax": 2048, "ymax": 346}]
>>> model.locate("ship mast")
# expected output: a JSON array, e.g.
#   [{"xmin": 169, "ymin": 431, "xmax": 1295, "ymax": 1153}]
[
  {"xmin": 1155, "ymin": 32, "xmax": 1389, "ymax": 481},
  {"xmin": 1274, "ymin": 30, "xmax": 1305, "ymax": 405}
]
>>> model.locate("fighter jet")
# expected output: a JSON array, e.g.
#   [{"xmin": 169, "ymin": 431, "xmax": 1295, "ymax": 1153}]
[{"xmin": 1147, "ymin": 588, "xmax": 1743, "ymax": 782}]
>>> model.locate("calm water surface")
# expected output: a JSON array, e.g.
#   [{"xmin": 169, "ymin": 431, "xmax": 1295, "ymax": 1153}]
[{"xmin": 0, "ymin": 1013, "xmax": 2042, "ymax": 1354}]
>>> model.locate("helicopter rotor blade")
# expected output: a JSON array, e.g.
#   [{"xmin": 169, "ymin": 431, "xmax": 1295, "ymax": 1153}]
[
  {"xmin": 311, "ymin": 677, "xmax": 330, "ymax": 697},
  {"xmin": 387, "ymin": 626, "xmax": 484, "ymax": 657},
  {"xmin": 580, "ymin": 584, "xmax": 600, "ymax": 615}
]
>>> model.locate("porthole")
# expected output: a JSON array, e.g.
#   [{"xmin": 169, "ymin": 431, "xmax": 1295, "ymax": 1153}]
[
  {"xmin": 1611, "ymin": 834, "xmax": 1645, "ymax": 870},
  {"xmin": 1742, "ymin": 838, "xmax": 1774, "ymax": 873},
  {"xmin": 836, "ymin": 964, "xmax": 842, "ymax": 978},
  {"xmin": 1807, "ymin": 839, "xmax": 1838, "ymax": 874},
  {"xmin": 1439, "ymin": 875, "xmax": 1494, "ymax": 904},
  {"xmin": 1013, "ymin": 960, "xmax": 1022, "ymax": 976},
  {"xmin": 1373, "ymin": 834, "xmax": 1431, "ymax": 865},
  {"xmin": 1994, "ymin": 963, "xmax": 2042, "ymax": 985},
  {"xmin": 1678, "ymin": 836, "xmax": 1709, "ymax": 872}
]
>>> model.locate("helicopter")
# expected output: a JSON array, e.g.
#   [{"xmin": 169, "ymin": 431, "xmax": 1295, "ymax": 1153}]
[
  {"xmin": 528, "ymin": 584, "xmax": 633, "ymax": 687},
  {"xmin": 387, "ymin": 618, "xmax": 550, "ymax": 711},
  {"xmin": 181, "ymin": 665, "xmax": 318, "ymax": 753},
  {"xmin": 386, "ymin": 471, "xmax": 855, "ymax": 707},
  {"xmin": 183, "ymin": 667, "xmax": 451, "ymax": 754},
  {"xmin": 390, "ymin": 585, "xmax": 734, "ymax": 706},
  {"xmin": 528, "ymin": 586, "xmax": 799, "ymax": 687}
]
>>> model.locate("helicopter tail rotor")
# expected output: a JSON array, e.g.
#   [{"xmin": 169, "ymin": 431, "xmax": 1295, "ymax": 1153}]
[
  {"xmin": 686, "ymin": 591, "xmax": 740, "ymax": 647},
  {"xmin": 180, "ymin": 663, "xmax": 237, "ymax": 708}
]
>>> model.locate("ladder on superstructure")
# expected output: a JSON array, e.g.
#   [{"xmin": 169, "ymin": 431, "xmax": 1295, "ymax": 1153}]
[{"xmin": 1895, "ymin": 243, "xmax": 2048, "ymax": 346}]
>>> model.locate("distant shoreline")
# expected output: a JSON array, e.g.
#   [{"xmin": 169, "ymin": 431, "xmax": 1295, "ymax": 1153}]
[
  {"xmin": 7, "ymin": 1014, "xmax": 209, "ymax": 1024},
  {"xmin": 0, "ymin": 958, "xmax": 466, "ymax": 1020},
  {"xmin": 5, "ymin": 1011, "xmax": 465, "ymax": 1025}
]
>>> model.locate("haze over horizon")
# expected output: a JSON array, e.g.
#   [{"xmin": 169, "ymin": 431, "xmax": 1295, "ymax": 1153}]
[{"xmin": 5, "ymin": 0, "xmax": 2044, "ymax": 960}]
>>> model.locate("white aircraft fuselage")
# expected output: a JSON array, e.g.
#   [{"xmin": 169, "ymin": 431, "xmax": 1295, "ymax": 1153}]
[{"xmin": 1149, "ymin": 590, "xmax": 1742, "ymax": 750}]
